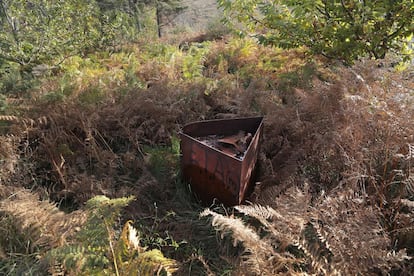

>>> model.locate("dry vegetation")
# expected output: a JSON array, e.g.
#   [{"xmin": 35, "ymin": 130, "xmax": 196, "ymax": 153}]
[{"xmin": 0, "ymin": 36, "xmax": 413, "ymax": 275}]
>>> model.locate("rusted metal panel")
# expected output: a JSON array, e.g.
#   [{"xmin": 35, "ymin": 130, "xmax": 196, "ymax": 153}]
[{"xmin": 180, "ymin": 117, "xmax": 263, "ymax": 206}]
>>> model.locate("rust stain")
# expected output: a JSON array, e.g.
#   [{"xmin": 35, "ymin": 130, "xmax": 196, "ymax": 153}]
[{"xmin": 180, "ymin": 116, "xmax": 263, "ymax": 206}]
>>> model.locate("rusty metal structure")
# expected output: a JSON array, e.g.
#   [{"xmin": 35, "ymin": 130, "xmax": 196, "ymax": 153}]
[{"xmin": 180, "ymin": 117, "xmax": 264, "ymax": 206}]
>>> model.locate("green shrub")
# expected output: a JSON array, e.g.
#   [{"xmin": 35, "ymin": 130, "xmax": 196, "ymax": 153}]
[{"xmin": 218, "ymin": 0, "xmax": 414, "ymax": 64}]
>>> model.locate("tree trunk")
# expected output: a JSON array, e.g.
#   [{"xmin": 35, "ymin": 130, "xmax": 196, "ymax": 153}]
[{"xmin": 156, "ymin": 7, "xmax": 162, "ymax": 38}]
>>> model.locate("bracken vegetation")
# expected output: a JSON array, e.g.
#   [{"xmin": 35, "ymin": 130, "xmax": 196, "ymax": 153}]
[{"xmin": 1, "ymin": 0, "xmax": 413, "ymax": 275}]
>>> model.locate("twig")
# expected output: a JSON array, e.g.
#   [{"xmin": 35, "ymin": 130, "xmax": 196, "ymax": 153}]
[{"xmin": 104, "ymin": 219, "xmax": 120, "ymax": 276}]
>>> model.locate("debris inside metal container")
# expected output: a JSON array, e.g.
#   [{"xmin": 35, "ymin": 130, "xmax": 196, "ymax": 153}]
[
  {"xmin": 196, "ymin": 130, "xmax": 253, "ymax": 159},
  {"xmin": 180, "ymin": 117, "xmax": 263, "ymax": 206}
]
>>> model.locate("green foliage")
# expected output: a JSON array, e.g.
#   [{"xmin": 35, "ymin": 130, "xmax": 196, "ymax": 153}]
[
  {"xmin": 124, "ymin": 60, "xmax": 147, "ymax": 89},
  {"xmin": 38, "ymin": 50, "xmax": 147, "ymax": 104},
  {"xmin": 0, "ymin": 254, "xmax": 43, "ymax": 276},
  {"xmin": 182, "ymin": 44, "xmax": 210, "ymax": 80},
  {"xmin": 47, "ymin": 196, "xmax": 132, "ymax": 273},
  {"xmin": 218, "ymin": 0, "xmax": 414, "ymax": 63},
  {"xmin": 0, "ymin": 94, "xmax": 7, "ymax": 114},
  {"xmin": 0, "ymin": 62, "xmax": 36, "ymax": 95},
  {"xmin": 0, "ymin": 7, "xmax": 412, "ymax": 274},
  {"xmin": 0, "ymin": 0, "xmax": 182, "ymax": 71},
  {"xmin": 0, "ymin": 0, "xmax": 104, "ymax": 70},
  {"xmin": 95, "ymin": 0, "xmax": 185, "ymax": 38},
  {"xmin": 78, "ymin": 86, "xmax": 106, "ymax": 105},
  {"xmin": 47, "ymin": 196, "xmax": 177, "ymax": 275},
  {"xmin": 95, "ymin": 0, "xmax": 160, "ymax": 40},
  {"xmin": 278, "ymin": 62, "xmax": 316, "ymax": 91},
  {"xmin": 143, "ymin": 43, "xmax": 180, "ymax": 61},
  {"xmin": 144, "ymin": 136, "xmax": 180, "ymax": 182}
]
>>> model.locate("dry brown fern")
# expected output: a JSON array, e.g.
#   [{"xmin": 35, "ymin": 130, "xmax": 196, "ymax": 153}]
[
  {"xmin": 201, "ymin": 186, "xmax": 310, "ymax": 275},
  {"xmin": 0, "ymin": 189, "xmax": 87, "ymax": 250},
  {"xmin": 0, "ymin": 136, "xmax": 19, "ymax": 180},
  {"xmin": 310, "ymin": 191, "xmax": 408, "ymax": 274},
  {"xmin": 202, "ymin": 186, "xmax": 410, "ymax": 275},
  {"xmin": 201, "ymin": 208, "xmax": 297, "ymax": 275},
  {"xmin": 0, "ymin": 114, "xmax": 49, "ymax": 128}
]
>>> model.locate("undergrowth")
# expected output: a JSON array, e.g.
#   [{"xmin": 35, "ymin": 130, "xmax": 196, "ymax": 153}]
[{"xmin": 0, "ymin": 35, "xmax": 413, "ymax": 274}]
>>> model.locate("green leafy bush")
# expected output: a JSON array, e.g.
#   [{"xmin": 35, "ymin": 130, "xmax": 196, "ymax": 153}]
[
  {"xmin": 0, "ymin": 0, "xmax": 105, "ymax": 70},
  {"xmin": 218, "ymin": 0, "xmax": 414, "ymax": 63}
]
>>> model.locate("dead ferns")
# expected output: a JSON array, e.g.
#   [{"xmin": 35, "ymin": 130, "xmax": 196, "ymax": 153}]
[{"xmin": 202, "ymin": 187, "xmax": 410, "ymax": 275}]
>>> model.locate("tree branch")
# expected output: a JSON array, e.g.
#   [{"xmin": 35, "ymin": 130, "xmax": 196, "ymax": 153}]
[
  {"xmin": 0, "ymin": 0, "xmax": 20, "ymax": 45},
  {"xmin": 387, "ymin": 22, "xmax": 407, "ymax": 40}
]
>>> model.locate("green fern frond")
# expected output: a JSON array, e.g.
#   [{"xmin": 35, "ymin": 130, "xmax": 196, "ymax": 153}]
[
  {"xmin": 48, "ymin": 244, "xmax": 85, "ymax": 270},
  {"xmin": 126, "ymin": 249, "xmax": 178, "ymax": 276},
  {"xmin": 79, "ymin": 195, "xmax": 135, "ymax": 244},
  {"xmin": 182, "ymin": 44, "xmax": 209, "ymax": 80},
  {"xmin": 85, "ymin": 195, "xmax": 134, "ymax": 210},
  {"xmin": 44, "ymin": 196, "xmax": 135, "ymax": 274},
  {"xmin": 46, "ymin": 196, "xmax": 178, "ymax": 275}
]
